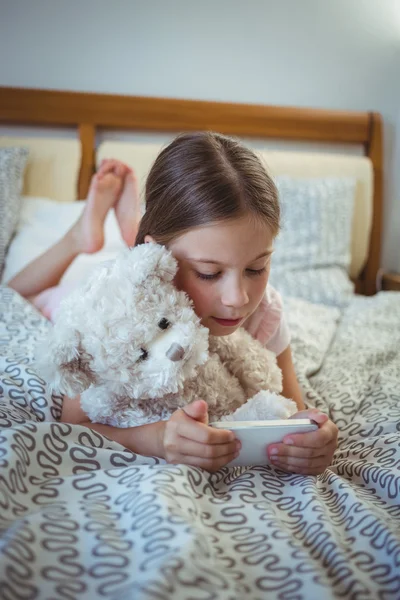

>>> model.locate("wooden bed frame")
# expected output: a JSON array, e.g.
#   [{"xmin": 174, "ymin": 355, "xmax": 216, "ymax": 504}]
[{"xmin": 0, "ymin": 86, "xmax": 383, "ymax": 296}]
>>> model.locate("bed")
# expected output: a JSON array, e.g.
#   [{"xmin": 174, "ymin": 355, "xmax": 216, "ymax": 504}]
[{"xmin": 0, "ymin": 87, "xmax": 399, "ymax": 600}]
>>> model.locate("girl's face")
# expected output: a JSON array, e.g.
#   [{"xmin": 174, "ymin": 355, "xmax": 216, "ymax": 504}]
[{"xmin": 150, "ymin": 216, "xmax": 274, "ymax": 336}]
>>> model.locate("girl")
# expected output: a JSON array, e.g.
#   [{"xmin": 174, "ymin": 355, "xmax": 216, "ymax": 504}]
[{"xmin": 9, "ymin": 133, "xmax": 338, "ymax": 474}]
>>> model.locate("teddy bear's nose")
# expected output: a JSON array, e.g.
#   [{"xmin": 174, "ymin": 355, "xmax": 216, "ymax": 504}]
[{"xmin": 166, "ymin": 343, "xmax": 185, "ymax": 362}]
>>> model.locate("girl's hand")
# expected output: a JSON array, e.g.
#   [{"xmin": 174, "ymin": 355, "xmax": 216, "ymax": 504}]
[
  {"xmin": 267, "ymin": 409, "xmax": 338, "ymax": 475},
  {"xmin": 160, "ymin": 400, "xmax": 240, "ymax": 472}
]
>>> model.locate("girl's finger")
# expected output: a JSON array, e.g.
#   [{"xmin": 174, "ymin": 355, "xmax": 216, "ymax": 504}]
[
  {"xmin": 175, "ymin": 451, "xmax": 239, "ymax": 472},
  {"xmin": 289, "ymin": 408, "xmax": 327, "ymax": 422},
  {"xmin": 173, "ymin": 412, "xmax": 235, "ymax": 445},
  {"xmin": 268, "ymin": 444, "xmax": 327, "ymax": 460},
  {"xmin": 269, "ymin": 454, "xmax": 332, "ymax": 470},
  {"xmin": 178, "ymin": 438, "xmax": 240, "ymax": 459},
  {"xmin": 282, "ymin": 420, "xmax": 338, "ymax": 448}
]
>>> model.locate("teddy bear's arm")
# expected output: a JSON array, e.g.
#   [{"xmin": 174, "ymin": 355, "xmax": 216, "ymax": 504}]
[
  {"xmin": 208, "ymin": 329, "xmax": 283, "ymax": 397},
  {"xmin": 80, "ymin": 387, "xmax": 177, "ymax": 428}
]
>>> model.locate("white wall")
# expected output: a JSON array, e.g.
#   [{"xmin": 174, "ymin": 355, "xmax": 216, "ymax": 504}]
[{"xmin": 1, "ymin": 0, "xmax": 400, "ymax": 269}]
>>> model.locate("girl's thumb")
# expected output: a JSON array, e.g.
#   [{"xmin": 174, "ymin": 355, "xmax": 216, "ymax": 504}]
[{"xmin": 183, "ymin": 400, "xmax": 209, "ymax": 425}]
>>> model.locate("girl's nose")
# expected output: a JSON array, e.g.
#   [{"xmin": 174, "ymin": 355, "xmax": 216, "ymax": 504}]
[{"xmin": 221, "ymin": 281, "xmax": 249, "ymax": 308}]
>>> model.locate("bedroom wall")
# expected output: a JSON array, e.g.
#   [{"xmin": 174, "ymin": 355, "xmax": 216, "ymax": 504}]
[{"xmin": 1, "ymin": 0, "xmax": 399, "ymax": 271}]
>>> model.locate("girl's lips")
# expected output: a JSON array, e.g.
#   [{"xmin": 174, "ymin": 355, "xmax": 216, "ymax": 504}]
[{"xmin": 211, "ymin": 317, "xmax": 243, "ymax": 327}]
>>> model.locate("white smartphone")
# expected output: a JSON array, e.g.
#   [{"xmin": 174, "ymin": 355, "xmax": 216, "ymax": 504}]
[{"xmin": 210, "ymin": 419, "xmax": 318, "ymax": 467}]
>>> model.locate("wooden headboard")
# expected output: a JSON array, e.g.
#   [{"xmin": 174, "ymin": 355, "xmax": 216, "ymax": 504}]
[{"xmin": 0, "ymin": 86, "xmax": 383, "ymax": 296}]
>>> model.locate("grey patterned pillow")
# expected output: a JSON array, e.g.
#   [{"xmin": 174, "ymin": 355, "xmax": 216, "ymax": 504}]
[
  {"xmin": 269, "ymin": 266, "xmax": 355, "ymax": 308},
  {"xmin": 0, "ymin": 147, "xmax": 29, "ymax": 278},
  {"xmin": 274, "ymin": 176, "xmax": 356, "ymax": 271},
  {"xmin": 271, "ymin": 177, "xmax": 357, "ymax": 307}
]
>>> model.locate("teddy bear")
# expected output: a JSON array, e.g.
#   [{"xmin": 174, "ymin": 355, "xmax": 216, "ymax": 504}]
[{"xmin": 37, "ymin": 243, "xmax": 297, "ymax": 428}]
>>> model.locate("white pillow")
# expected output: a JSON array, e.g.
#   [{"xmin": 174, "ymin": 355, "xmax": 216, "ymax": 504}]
[{"xmin": 2, "ymin": 197, "xmax": 126, "ymax": 286}]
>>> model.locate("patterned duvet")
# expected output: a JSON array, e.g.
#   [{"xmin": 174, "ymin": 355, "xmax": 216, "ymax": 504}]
[{"xmin": 0, "ymin": 286, "xmax": 399, "ymax": 600}]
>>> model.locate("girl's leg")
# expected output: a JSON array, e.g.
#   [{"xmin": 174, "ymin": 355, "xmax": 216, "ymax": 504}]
[
  {"xmin": 115, "ymin": 169, "xmax": 141, "ymax": 247},
  {"xmin": 8, "ymin": 160, "xmax": 127, "ymax": 299},
  {"xmin": 31, "ymin": 160, "xmax": 142, "ymax": 322}
]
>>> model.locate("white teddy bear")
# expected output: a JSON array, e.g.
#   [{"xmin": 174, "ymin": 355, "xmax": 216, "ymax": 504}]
[{"xmin": 37, "ymin": 244, "xmax": 297, "ymax": 427}]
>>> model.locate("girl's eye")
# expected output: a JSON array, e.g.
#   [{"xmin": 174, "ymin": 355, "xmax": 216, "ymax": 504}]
[
  {"xmin": 138, "ymin": 348, "xmax": 148, "ymax": 362},
  {"xmin": 158, "ymin": 318, "xmax": 170, "ymax": 330},
  {"xmin": 196, "ymin": 267, "xmax": 267, "ymax": 280},
  {"xmin": 195, "ymin": 271, "xmax": 220, "ymax": 281},
  {"xmin": 246, "ymin": 267, "xmax": 267, "ymax": 277}
]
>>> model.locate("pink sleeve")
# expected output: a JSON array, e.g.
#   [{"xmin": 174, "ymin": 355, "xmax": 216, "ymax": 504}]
[{"xmin": 242, "ymin": 284, "xmax": 291, "ymax": 356}]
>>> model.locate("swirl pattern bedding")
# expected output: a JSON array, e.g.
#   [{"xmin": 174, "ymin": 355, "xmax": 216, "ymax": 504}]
[{"xmin": 1, "ymin": 286, "xmax": 399, "ymax": 600}]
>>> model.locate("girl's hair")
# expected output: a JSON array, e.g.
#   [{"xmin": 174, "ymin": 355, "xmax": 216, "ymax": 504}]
[{"xmin": 135, "ymin": 131, "xmax": 280, "ymax": 246}]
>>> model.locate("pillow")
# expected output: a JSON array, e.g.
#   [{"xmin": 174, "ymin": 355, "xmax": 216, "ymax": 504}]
[
  {"xmin": 0, "ymin": 147, "xmax": 29, "ymax": 278},
  {"xmin": 269, "ymin": 266, "xmax": 355, "ymax": 308},
  {"xmin": 2, "ymin": 196, "xmax": 126, "ymax": 286},
  {"xmin": 271, "ymin": 176, "xmax": 357, "ymax": 307}
]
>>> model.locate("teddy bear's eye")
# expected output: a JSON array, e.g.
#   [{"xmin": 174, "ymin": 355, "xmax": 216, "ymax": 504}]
[
  {"xmin": 158, "ymin": 318, "xmax": 170, "ymax": 330},
  {"xmin": 138, "ymin": 348, "xmax": 148, "ymax": 362}
]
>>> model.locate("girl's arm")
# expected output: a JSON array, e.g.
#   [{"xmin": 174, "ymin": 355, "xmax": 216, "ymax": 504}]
[
  {"xmin": 82, "ymin": 419, "xmax": 166, "ymax": 457},
  {"xmin": 61, "ymin": 395, "xmax": 239, "ymax": 470},
  {"xmin": 61, "ymin": 394, "xmax": 165, "ymax": 457},
  {"xmin": 276, "ymin": 345, "xmax": 305, "ymax": 410}
]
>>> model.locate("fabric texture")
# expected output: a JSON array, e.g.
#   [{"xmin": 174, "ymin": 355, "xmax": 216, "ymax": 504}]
[
  {"xmin": 0, "ymin": 147, "xmax": 28, "ymax": 279},
  {"xmin": 271, "ymin": 176, "xmax": 356, "ymax": 307},
  {"xmin": 1, "ymin": 286, "xmax": 400, "ymax": 598}
]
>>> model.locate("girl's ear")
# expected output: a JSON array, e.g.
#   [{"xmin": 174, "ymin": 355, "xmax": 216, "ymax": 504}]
[{"xmin": 144, "ymin": 235, "xmax": 156, "ymax": 244}]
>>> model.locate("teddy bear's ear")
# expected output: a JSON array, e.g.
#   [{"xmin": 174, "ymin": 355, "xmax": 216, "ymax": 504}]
[
  {"xmin": 35, "ymin": 329, "xmax": 96, "ymax": 398},
  {"xmin": 122, "ymin": 243, "xmax": 178, "ymax": 285}
]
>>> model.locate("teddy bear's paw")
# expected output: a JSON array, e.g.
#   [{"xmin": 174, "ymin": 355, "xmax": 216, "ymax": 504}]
[
  {"xmin": 250, "ymin": 391, "xmax": 297, "ymax": 419},
  {"xmin": 224, "ymin": 391, "xmax": 297, "ymax": 422}
]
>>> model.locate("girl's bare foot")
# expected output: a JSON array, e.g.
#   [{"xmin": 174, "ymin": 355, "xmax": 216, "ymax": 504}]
[
  {"xmin": 70, "ymin": 160, "xmax": 128, "ymax": 254},
  {"xmin": 115, "ymin": 170, "xmax": 141, "ymax": 247}
]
